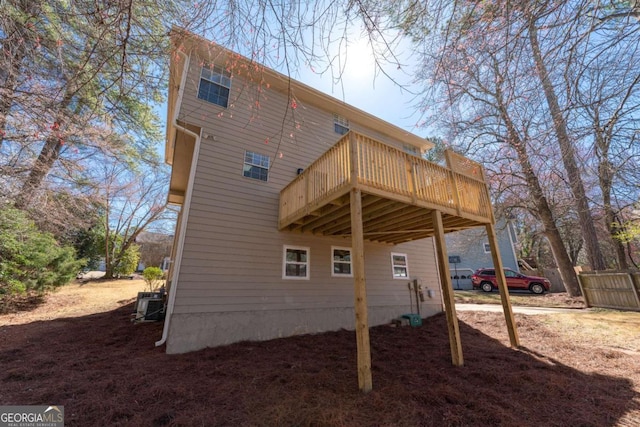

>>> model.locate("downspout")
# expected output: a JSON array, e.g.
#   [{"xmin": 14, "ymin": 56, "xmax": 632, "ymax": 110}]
[{"xmin": 156, "ymin": 50, "xmax": 201, "ymax": 347}]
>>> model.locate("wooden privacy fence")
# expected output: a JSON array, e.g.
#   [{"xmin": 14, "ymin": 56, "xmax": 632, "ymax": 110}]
[{"xmin": 577, "ymin": 271, "xmax": 640, "ymax": 311}]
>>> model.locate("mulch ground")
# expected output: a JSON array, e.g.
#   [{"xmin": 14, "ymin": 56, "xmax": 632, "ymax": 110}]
[{"xmin": 1, "ymin": 305, "xmax": 639, "ymax": 426}]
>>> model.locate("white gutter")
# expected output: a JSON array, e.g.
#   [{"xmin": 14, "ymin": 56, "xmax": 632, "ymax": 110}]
[{"xmin": 156, "ymin": 51, "xmax": 201, "ymax": 347}]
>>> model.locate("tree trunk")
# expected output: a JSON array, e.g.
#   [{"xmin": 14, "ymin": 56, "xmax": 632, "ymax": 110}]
[
  {"xmin": 0, "ymin": 50, "xmax": 23, "ymax": 149},
  {"xmin": 15, "ymin": 132, "xmax": 64, "ymax": 208},
  {"xmin": 104, "ymin": 214, "xmax": 113, "ymax": 279},
  {"xmin": 512, "ymin": 139, "xmax": 582, "ymax": 296},
  {"xmin": 528, "ymin": 17, "xmax": 607, "ymax": 271},
  {"xmin": 598, "ymin": 151, "xmax": 628, "ymax": 269},
  {"xmin": 0, "ymin": 0, "xmax": 41, "ymax": 149},
  {"xmin": 15, "ymin": 89, "xmax": 73, "ymax": 207},
  {"xmin": 494, "ymin": 80, "xmax": 581, "ymax": 295}
]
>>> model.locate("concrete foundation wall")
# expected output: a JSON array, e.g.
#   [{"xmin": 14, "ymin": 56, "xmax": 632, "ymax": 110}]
[{"xmin": 166, "ymin": 304, "xmax": 442, "ymax": 354}]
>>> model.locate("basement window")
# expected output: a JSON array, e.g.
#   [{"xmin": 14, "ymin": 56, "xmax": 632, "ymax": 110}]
[
  {"xmin": 331, "ymin": 246, "xmax": 353, "ymax": 277},
  {"xmin": 391, "ymin": 253, "xmax": 409, "ymax": 279},
  {"xmin": 283, "ymin": 246, "xmax": 310, "ymax": 279}
]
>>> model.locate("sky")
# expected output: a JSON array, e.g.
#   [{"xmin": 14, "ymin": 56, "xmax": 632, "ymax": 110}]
[
  {"xmin": 158, "ymin": 32, "xmax": 434, "ymax": 147},
  {"xmin": 290, "ymin": 36, "xmax": 432, "ymax": 139}
]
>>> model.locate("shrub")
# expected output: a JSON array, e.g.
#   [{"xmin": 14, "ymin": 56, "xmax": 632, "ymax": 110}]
[
  {"xmin": 0, "ymin": 206, "xmax": 83, "ymax": 298},
  {"xmin": 113, "ymin": 244, "xmax": 140, "ymax": 277},
  {"xmin": 142, "ymin": 266, "xmax": 164, "ymax": 291}
]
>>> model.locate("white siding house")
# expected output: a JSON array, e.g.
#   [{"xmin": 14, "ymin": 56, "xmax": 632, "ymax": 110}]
[{"xmin": 159, "ymin": 29, "xmax": 518, "ymax": 391}]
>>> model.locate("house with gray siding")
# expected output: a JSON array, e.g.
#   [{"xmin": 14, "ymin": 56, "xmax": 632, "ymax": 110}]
[
  {"xmin": 158, "ymin": 29, "xmax": 518, "ymax": 391},
  {"xmin": 446, "ymin": 219, "xmax": 519, "ymax": 290}
]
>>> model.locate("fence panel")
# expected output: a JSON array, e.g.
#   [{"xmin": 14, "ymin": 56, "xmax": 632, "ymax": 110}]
[{"xmin": 578, "ymin": 272, "xmax": 640, "ymax": 311}]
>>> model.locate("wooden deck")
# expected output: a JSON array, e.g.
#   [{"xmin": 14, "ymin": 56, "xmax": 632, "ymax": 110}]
[
  {"xmin": 279, "ymin": 132, "xmax": 494, "ymax": 244},
  {"xmin": 278, "ymin": 132, "xmax": 518, "ymax": 392}
]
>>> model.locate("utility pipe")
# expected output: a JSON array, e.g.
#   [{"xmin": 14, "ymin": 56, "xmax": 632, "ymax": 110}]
[{"xmin": 155, "ymin": 49, "xmax": 201, "ymax": 348}]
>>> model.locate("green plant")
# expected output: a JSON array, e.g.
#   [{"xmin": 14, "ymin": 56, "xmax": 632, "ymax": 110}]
[
  {"xmin": 142, "ymin": 266, "xmax": 164, "ymax": 291},
  {"xmin": 113, "ymin": 244, "xmax": 140, "ymax": 277},
  {"xmin": 0, "ymin": 206, "xmax": 83, "ymax": 298}
]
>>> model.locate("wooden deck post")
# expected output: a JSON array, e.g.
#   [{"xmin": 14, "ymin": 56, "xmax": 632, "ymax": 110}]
[
  {"xmin": 350, "ymin": 188, "xmax": 372, "ymax": 392},
  {"xmin": 485, "ymin": 223, "xmax": 520, "ymax": 348},
  {"xmin": 432, "ymin": 210, "xmax": 464, "ymax": 366}
]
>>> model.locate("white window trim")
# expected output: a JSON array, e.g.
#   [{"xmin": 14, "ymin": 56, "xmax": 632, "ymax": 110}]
[
  {"xmin": 483, "ymin": 242, "xmax": 491, "ymax": 253},
  {"xmin": 333, "ymin": 113, "xmax": 349, "ymax": 135},
  {"xmin": 283, "ymin": 245, "xmax": 310, "ymax": 280},
  {"xmin": 391, "ymin": 252, "xmax": 409, "ymax": 279},
  {"xmin": 198, "ymin": 65, "xmax": 231, "ymax": 107},
  {"xmin": 331, "ymin": 246, "xmax": 353, "ymax": 277},
  {"xmin": 243, "ymin": 150, "xmax": 270, "ymax": 182}
]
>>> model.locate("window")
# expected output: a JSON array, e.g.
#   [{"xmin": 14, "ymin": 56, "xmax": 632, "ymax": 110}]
[
  {"xmin": 331, "ymin": 246, "xmax": 352, "ymax": 277},
  {"xmin": 283, "ymin": 246, "xmax": 309, "ymax": 279},
  {"xmin": 333, "ymin": 114, "xmax": 349, "ymax": 135},
  {"xmin": 403, "ymin": 144, "xmax": 422, "ymax": 157},
  {"xmin": 198, "ymin": 65, "xmax": 231, "ymax": 107},
  {"xmin": 504, "ymin": 269, "xmax": 518, "ymax": 278},
  {"xmin": 483, "ymin": 243, "xmax": 491, "ymax": 253},
  {"xmin": 391, "ymin": 253, "xmax": 409, "ymax": 279},
  {"xmin": 243, "ymin": 151, "xmax": 270, "ymax": 181}
]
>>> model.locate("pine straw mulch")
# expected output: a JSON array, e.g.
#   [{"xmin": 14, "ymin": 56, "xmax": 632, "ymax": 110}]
[{"xmin": 1, "ymin": 305, "xmax": 639, "ymax": 427}]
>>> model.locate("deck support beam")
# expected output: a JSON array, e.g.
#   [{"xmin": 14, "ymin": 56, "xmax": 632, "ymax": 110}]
[
  {"xmin": 432, "ymin": 210, "xmax": 464, "ymax": 366},
  {"xmin": 351, "ymin": 188, "xmax": 373, "ymax": 393},
  {"xmin": 485, "ymin": 223, "xmax": 520, "ymax": 348}
]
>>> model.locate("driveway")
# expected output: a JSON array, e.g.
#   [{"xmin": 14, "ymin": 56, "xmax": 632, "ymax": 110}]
[{"xmin": 455, "ymin": 303, "xmax": 588, "ymax": 315}]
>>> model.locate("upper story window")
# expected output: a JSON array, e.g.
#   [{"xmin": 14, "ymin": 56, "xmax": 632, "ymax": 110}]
[
  {"xmin": 283, "ymin": 246, "xmax": 310, "ymax": 279},
  {"xmin": 243, "ymin": 151, "xmax": 270, "ymax": 181},
  {"xmin": 334, "ymin": 114, "xmax": 349, "ymax": 135},
  {"xmin": 331, "ymin": 246, "xmax": 353, "ymax": 277},
  {"xmin": 391, "ymin": 252, "xmax": 409, "ymax": 279},
  {"xmin": 483, "ymin": 242, "xmax": 491, "ymax": 253},
  {"xmin": 198, "ymin": 65, "xmax": 231, "ymax": 108},
  {"xmin": 403, "ymin": 144, "xmax": 422, "ymax": 157}
]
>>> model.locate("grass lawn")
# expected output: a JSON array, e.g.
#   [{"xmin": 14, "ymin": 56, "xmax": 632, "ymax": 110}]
[{"xmin": 454, "ymin": 289, "xmax": 586, "ymax": 308}]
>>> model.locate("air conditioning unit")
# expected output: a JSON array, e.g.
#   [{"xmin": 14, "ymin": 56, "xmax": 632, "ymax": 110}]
[{"xmin": 134, "ymin": 292, "xmax": 165, "ymax": 322}]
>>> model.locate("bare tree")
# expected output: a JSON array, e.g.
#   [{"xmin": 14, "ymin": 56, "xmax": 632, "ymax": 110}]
[
  {"xmin": 566, "ymin": 6, "xmax": 640, "ymax": 269},
  {"xmin": 524, "ymin": 3, "xmax": 606, "ymax": 270},
  {"xmin": 92, "ymin": 162, "xmax": 171, "ymax": 279}
]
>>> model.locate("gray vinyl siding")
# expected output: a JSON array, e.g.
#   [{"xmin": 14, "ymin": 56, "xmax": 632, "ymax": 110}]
[
  {"xmin": 168, "ymin": 53, "xmax": 441, "ymax": 350},
  {"xmin": 445, "ymin": 219, "xmax": 518, "ymax": 289}
]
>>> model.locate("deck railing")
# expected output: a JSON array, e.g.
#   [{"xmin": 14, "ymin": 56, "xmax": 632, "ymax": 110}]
[{"xmin": 279, "ymin": 132, "xmax": 493, "ymax": 228}]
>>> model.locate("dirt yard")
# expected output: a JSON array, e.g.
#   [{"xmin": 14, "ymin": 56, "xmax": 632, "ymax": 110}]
[{"xmin": 1, "ymin": 281, "xmax": 639, "ymax": 426}]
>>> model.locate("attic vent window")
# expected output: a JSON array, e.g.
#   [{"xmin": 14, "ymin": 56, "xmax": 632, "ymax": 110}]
[
  {"xmin": 198, "ymin": 65, "xmax": 231, "ymax": 108},
  {"xmin": 333, "ymin": 114, "xmax": 349, "ymax": 135},
  {"xmin": 243, "ymin": 150, "xmax": 270, "ymax": 181}
]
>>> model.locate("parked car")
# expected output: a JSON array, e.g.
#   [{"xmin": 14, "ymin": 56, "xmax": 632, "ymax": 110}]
[{"xmin": 471, "ymin": 268, "xmax": 551, "ymax": 294}]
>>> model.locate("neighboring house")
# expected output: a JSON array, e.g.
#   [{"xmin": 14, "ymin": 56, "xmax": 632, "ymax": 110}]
[
  {"xmin": 134, "ymin": 231, "xmax": 174, "ymax": 271},
  {"xmin": 446, "ymin": 218, "xmax": 519, "ymax": 290},
  {"xmin": 159, "ymin": 29, "xmax": 516, "ymax": 391}
]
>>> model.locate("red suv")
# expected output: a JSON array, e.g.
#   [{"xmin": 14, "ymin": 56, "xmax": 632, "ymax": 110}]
[{"xmin": 471, "ymin": 268, "xmax": 551, "ymax": 294}]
